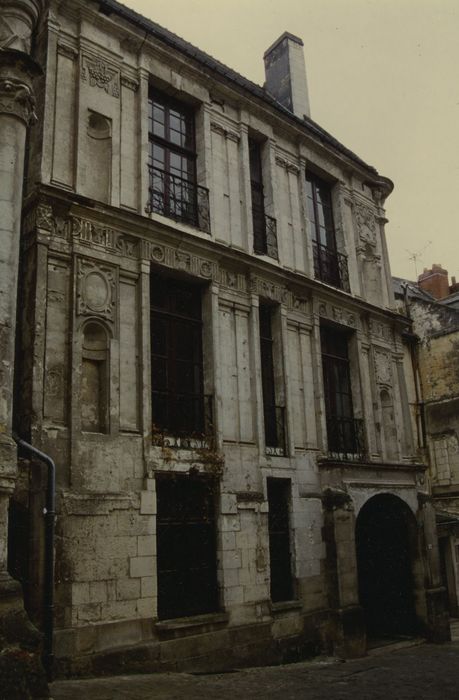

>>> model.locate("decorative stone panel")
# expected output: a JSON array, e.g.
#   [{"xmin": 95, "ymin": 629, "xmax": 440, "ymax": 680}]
[
  {"xmin": 76, "ymin": 258, "xmax": 117, "ymax": 323},
  {"xmin": 81, "ymin": 54, "xmax": 120, "ymax": 98},
  {"xmin": 354, "ymin": 202, "xmax": 377, "ymax": 246},
  {"xmin": 374, "ymin": 350, "xmax": 392, "ymax": 386}
]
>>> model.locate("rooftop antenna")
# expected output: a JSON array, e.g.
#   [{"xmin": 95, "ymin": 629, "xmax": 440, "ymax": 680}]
[{"xmin": 404, "ymin": 240, "xmax": 432, "ymax": 279}]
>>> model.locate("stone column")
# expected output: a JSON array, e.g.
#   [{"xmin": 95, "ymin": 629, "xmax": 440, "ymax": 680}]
[
  {"xmin": 0, "ymin": 0, "xmax": 42, "ymax": 590},
  {"xmin": 0, "ymin": 4, "xmax": 46, "ymax": 694}
]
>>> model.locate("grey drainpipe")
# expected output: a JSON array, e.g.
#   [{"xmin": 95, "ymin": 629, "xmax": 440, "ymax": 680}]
[{"xmin": 13, "ymin": 434, "xmax": 55, "ymax": 682}]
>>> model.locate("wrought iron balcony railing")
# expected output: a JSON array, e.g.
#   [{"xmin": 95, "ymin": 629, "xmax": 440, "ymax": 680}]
[
  {"xmin": 147, "ymin": 165, "xmax": 211, "ymax": 233},
  {"xmin": 326, "ymin": 416, "xmax": 366, "ymax": 461},
  {"xmin": 312, "ymin": 241, "xmax": 350, "ymax": 292},
  {"xmin": 152, "ymin": 391, "xmax": 213, "ymax": 440},
  {"xmin": 264, "ymin": 405, "xmax": 287, "ymax": 456},
  {"xmin": 253, "ymin": 207, "xmax": 279, "ymax": 260}
]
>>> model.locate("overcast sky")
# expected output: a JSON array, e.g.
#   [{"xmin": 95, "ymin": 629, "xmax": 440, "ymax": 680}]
[{"xmin": 129, "ymin": 0, "xmax": 459, "ymax": 283}]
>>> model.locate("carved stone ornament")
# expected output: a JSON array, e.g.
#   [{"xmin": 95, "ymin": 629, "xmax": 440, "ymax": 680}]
[
  {"xmin": 355, "ymin": 203, "xmax": 377, "ymax": 245},
  {"xmin": 0, "ymin": 4, "xmax": 38, "ymax": 53},
  {"xmin": 249, "ymin": 276, "xmax": 307, "ymax": 311},
  {"xmin": 0, "ymin": 77, "xmax": 37, "ymax": 124},
  {"xmin": 57, "ymin": 43, "xmax": 78, "ymax": 61},
  {"xmin": 368, "ymin": 318, "xmax": 391, "ymax": 342},
  {"xmin": 81, "ymin": 55, "xmax": 120, "ymax": 98},
  {"xmin": 210, "ymin": 121, "xmax": 239, "ymax": 142},
  {"xmin": 317, "ymin": 301, "xmax": 357, "ymax": 328},
  {"xmin": 26, "ymin": 204, "xmax": 140, "ymax": 259},
  {"xmin": 374, "ymin": 350, "xmax": 392, "ymax": 386},
  {"xmin": 275, "ymin": 155, "xmax": 300, "ymax": 175},
  {"xmin": 120, "ymin": 75, "xmax": 139, "ymax": 91},
  {"xmin": 77, "ymin": 259, "xmax": 116, "ymax": 321}
]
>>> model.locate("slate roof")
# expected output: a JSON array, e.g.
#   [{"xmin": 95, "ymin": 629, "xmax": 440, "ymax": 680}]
[
  {"xmin": 100, "ymin": 0, "xmax": 383, "ymax": 178},
  {"xmin": 392, "ymin": 277, "xmax": 436, "ymax": 302}
]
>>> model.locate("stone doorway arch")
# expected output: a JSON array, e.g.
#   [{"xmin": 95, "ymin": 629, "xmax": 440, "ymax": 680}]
[{"xmin": 356, "ymin": 493, "xmax": 418, "ymax": 638}]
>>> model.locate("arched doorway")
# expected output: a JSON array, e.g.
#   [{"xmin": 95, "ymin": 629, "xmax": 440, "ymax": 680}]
[{"xmin": 356, "ymin": 494, "xmax": 418, "ymax": 639}]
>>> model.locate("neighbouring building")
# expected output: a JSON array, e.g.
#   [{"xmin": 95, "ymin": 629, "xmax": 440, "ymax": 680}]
[
  {"xmin": 394, "ymin": 265, "xmax": 459, "ymax": 619},
  {"xmin": 1, "ymin": 0, "xmax": 450, "ymax": 684}
]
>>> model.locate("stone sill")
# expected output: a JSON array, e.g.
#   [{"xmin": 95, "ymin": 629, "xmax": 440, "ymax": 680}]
[
  {"xmin": 155, "ymin": 612, "xmax": 229, "ymax": 639},
  {"xmin": 270, "ymin": 600, "xmax": 302, "ymax": 615}
]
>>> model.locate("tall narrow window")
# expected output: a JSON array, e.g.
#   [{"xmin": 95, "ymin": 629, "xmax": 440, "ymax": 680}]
[
  {"xmin": 267, "ymin": 478, "xmax": 293, "ymax": 602},
  {"xmin": 249, "ymin": 138, "xmax": 265, "ymax": 254},
  {"xmin": 156, "ymin": 475, "xmax": 219, "ymax": 619},
  {"xmin": 259, "ymin": 304, "xmax": 285, "ymax": 454},
  {"xmin": 249, "ymin": 139, "xmax": 278, "ymax": 259},
  {"xmin": 150, "ymin": 275, "xmax": 208, "ymax": 435},
  {"xmin": 148, "ymin": 90, "xmax": 210, "ymax": 231},
  {"xmin": 306, "ymin": 173, "xmax": 349, "ymax": 291},
  {"xmin": 320, "ymin": 324, "xmax": 364, "ymax": 457}
]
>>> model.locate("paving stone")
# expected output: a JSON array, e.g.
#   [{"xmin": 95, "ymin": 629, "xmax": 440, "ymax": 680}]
[{"xmin": 51, "ymin": 640, "xmax": 459, "ymax": 699}]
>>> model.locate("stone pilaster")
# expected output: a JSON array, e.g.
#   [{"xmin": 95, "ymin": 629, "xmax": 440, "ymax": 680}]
[{"xmin": 322, "ymin": 488, "xmax": 366, "ymax": 658}]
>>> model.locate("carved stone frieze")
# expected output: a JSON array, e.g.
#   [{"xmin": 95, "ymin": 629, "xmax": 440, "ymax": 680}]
[
  {"xmin": 317, "ymin": 301, "xmax": 357, "ymax": 328},
  {"xmin": 145, "ymin": 240, "xmax": 236, "ymax": 286},
  {"xmin": 76, "ymin": 258, "xmax": 116, "ymax": 321},
  {"xmin": 250, "ymin": 276, "xmax": 308, "ymax": 311},
  {"xmin": 25, "ymin": 204, "xmax": 139, "ymax": 259},
  {"xmin": 0, "ymin": 77, "xmax": 37, "ymax": 124},
  {"xmin": 354, "ymin": 202, "xmax": 377, "ymax": 245},
  {"xmin": 81, "ymin": 55, "xmax": 120, "ymax": 98}
]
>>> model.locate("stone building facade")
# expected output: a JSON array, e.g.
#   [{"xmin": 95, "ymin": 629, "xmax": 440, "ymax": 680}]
[
  {"xmin": 1, "ymin": 0, "xmax": 449, "ymax": 681},
  {"xmin": 394, "ymin": 271, "xmax": 459, "ymax": 619}
]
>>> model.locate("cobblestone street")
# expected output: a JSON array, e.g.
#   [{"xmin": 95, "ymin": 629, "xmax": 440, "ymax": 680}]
[{"xmin": 51, "ymin": 630, "xmax": 459, "ymax": 700}]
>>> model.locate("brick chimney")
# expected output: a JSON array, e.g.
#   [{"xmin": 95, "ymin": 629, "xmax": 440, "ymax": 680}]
[
  {"xmin": 264, "ymin": 32, "xmax": 310, "ymax": 119},
  {"xmin": 417, "ymin": 264, "xmax": 450, "ymax": 300}
]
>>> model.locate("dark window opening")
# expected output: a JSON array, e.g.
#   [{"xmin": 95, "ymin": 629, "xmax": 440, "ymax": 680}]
[
  {"xmin": 156, "ymin": 475, "xmax": 219, "ymax": 620},
  {"xmin": 259, "ymin": 305, "xmax": 285, "ymax": 452},
  {"xmin": 268, "ymin": 478, "xmax": 293, "ymax": 602},
  {"xmin": 8, "ymin": 499, "xmax": 29, "ymax": 586},
  {"xmin": 320, "ymin": 324, "xmax": 365, "ymax": 458},
  {"xmin": 249, "ymin": 138, "xmax": 278, "ymax": 259},
  {"xmin": 150, "ymin": 275, "xmax": 210, "ymax": 436},
  {"xmin": 306, "ymin": 173, "xmax": 349, "ymax": 291},
  {"xmin": 148, "ymin": 89, "xmax": 210, "ymax": 231}
]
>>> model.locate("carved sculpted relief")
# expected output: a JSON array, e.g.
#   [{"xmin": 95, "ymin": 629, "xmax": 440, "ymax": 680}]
[
  {"xmin": 355, "ymin": 203, "xmax": 377, "ymax": 246},
  {"xmin": 374, "ymin": 350, "xmax": 392, "ymax": 386},
  {"xmin": 250, "ymin": 276, "xmax": 308, "ymax": 312},
  {"xmin": 317, "ymin": 301, "xmax": 357, "ymax": 328},
  {"xmin": 0, "ymin": 77, "xmax": 37, "ymax": 124},
  {"xmin": 77, "ymin": 258, "xmax": 116, "ymax": 322},
  {"xmin": 81, "ymin": 55, "xmax": 120, "ymax": 98}
]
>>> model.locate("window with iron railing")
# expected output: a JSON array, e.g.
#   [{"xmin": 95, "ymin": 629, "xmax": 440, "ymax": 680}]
[
  {"xmin": 306, "ymin": 173, "xmax": 349, "ymax": 292},
  {"xmin": 320, "ymin": 325, "xmax": 365, "ymax": 460},
  {"xmin": 259, "ymin": 304, "xmax": 286, "ymax": 455},
  {"xmin": 147, "ymin": 90, "xmax": 210, "ymax": 232},
  {"xmin": 150, "ymin": 275, "xmax": 212, "ymax": 437},
  {"xmin": 249, "ymin": 138, "xmax": 278, "ymax": 260}
]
